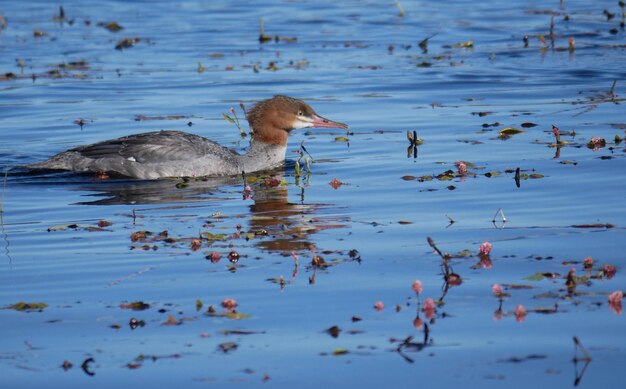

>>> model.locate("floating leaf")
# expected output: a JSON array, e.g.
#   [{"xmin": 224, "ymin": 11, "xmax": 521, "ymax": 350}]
[
  {"xmin": 202, "ymin": 232, "xmax": 227, "ymax": 242},
  {"xmin": 499, "ymin": 127, "xmax": 524, "ymax": 137},
  {"xmin": 326, "ymin": 326, "xmax": 341, "ymax": 338},
  {"xmin": 97, "ymin": 21, "xmax": 123, "ymax": 32},
  {"xmin": 524, "ymin": 272, "xmax": 558, "ymax": 281},
  {"xmin": 334, "ymin": 136, "xmax": 349, "ymax": 142},
  {"xmin": 115, "ymin": 37, "xmax": 141, "ymax": 50},
  {"xmin": 524, "ymin": 273, "xmax": 547, "ymax": 281},
  {"xmin": 529, "ymin": 173, "xmax": 544, "ymax": 179},
  {"xmin": 225, "ymin": 311, "xmax": 251, "ymax": 320},
  {"xmin": 218, "ymin": 342, "xmax": 238, "ymax": 353},
  {"xmin": 119, "ymin": 301, "xmax": 150, "ymax": 311},
  {"xmin": 162, "ymin": 314, "xmax": 179, "ymax": 326},
  {"xmin": 332, "ymin": 349, "xmax": 349, "ymax": 356},
  {"xmin": 47, "ymin": 223, "xmax": 80, "ymax": 232},
  {"xmin": 7, "ymin": 302, "xmax": 48, "ymax": 312},
  {"xmin": 452, "ymin": 40, "xmax": 474, "ymax": 48}
]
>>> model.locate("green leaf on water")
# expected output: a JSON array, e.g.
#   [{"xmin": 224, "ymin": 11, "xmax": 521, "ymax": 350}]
[
  {"xmin": 499, "ymin": 127, "xmax": 524, "ymax": 137},
  {"xmin": 456, "ymin": 249, "xmax": 473, "ymax": 258},
  {"xmin": 334, "ymin": 136, "xmax": 349, "ymax": 142},
  {"xmin": 202, "ymin": 232, "xmax": 227, "ymax": 242},
  {"xmin": 7, "ymin": 302, "xmax": 48, "ymax": 312},
  {"xmin": 529, "ymin": 173, "xmax": 544, "ymax": 179},
  {"xmin": 333, "ymin": 349, "xmax": 349, "ymax": 356},
  {"xmin": 524, "ymin": 272, "xmax": 546, "ymax": 281},
  {"xmin": 226, "ymin": 311, "xmax": 252, "ymax": 320}
]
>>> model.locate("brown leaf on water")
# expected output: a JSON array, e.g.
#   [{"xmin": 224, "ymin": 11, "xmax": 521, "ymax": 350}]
[
  {"xmin": 325, "ymin": 326, "xmax": 341, "ymax": 338},
  {"xmin": 134, "ymin": 114, "xmax": 190, "ymax": 121},
  {"xmin": 401, "ymin": 175, "xmax": 416, "ymax": 180},
  {"xmin": 162, "ymin": 314, "xmax": 179, "ymax": 326},
  {"xmin": 521, "ymin": 122, "xmax": 538, "ymax": 128},
  {"xmin": 130, "ymin": 230, "xmax": 150, "ymax": 242},
  {"xmin": 115, "ymin": 37, "xmax": 141, "ymax": 50},
  {"xmin": 119, "ymin": 301, "xmax": 150, "ymax": 311},
  {"xmin": 218, "ymin": 342, "xmax": 238, "ymax": 353},
  {"xmin": 33, "ymin": 30, "xmax": 48, "ymax": 37},
  {"xmin": 97, "ymin": 220, "xmax": 113, "ymax": 228},
  {"xmin": 218, "ymin": 329, "xmax": 265, "ymax": 335},
  {"xmin": 571, "ymin": 223, "xmax": 614, "ymax": 229},
  {"xmin": 97, "ymin": 21, "xmax": 123, "ymax": 32}
]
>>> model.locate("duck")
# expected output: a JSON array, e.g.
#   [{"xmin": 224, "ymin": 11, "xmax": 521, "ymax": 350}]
[{"xmin": 27, "ymin": 95, "xmax": 348, "ymax": 179}]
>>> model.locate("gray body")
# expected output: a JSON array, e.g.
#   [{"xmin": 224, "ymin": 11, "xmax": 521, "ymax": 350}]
[{"xmin": 28, "ymin": 130, "xmax": 287, "ymax": 179}]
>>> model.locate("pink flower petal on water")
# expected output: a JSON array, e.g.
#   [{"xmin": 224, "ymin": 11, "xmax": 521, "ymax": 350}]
[
  {"xmin": 412, "ymin": 280, "xmax": 423, "ymax": 295},
  {"xmin": 603, "ymin": 264, "xmax": 617, "ymax": 279},
  {"xmin": 514, "ymin": 304, "xmax": 527, "ymax": 322},
  {"xmin": 608, "ymin": 291, "xmax": 623, "ymax": 315},
  {"xmin": 374, "ymin": 301, "xmax": 384, "ymax": 312},
  {"xmin": 455, "ymin": 161, "xmax": 467, "ymax": 175},
  {"xmin": 422, "ymin": 297, "xmax": 436, "ymax": 319},
  {"xmin": 479, "ymin": 241, "xmax": 493, "ymax": 256},
  {"xmin": 221, "ymin": 298, "xmax": 238, "ymax": 311},
  {"xmin": 492, "ymin": 283, "xmax": 503, "ymax": 297}
]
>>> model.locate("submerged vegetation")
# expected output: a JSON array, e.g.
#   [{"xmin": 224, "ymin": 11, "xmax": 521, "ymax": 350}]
[{"xmin": 0, "ymin": 0, "xmax": 625, "ymax": 387}]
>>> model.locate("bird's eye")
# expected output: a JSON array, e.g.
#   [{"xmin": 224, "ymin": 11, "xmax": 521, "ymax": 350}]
[{"xmin": 297, "ymin": 110, "xmax": 303, "ymax": 116}]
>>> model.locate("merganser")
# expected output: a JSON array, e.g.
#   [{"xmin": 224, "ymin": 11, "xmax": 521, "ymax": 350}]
[{"xmin": 27, "ymin": 95, "xmax": 348, "ymax": 179}]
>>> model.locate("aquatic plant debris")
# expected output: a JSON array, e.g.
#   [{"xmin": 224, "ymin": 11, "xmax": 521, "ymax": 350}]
[
  {"xmin": 6, "ymin": 302, "xmax": 48, "ymax": 312},
  {"xmin": 2, "ymin": 1, "xmax": 626, "ymax": 387}
]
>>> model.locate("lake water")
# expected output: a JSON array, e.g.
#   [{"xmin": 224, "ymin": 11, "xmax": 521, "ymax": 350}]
[{"xmin": 1, "ymin": 0, "xmax": 625, "ymax": 387}]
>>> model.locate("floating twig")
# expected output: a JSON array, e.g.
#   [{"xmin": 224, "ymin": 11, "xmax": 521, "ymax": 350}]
[
  {"xmin": 0, "ymin": 169, "xmax": 7, "ymax": 214},
  {"xmin": 492, "ymin": 208, "xmax": 506, "ymax": 223},
  {"xmin": 395, "ymin": 0, "xmax": 405, "ymax": 17},
  {"xmin": 573, "ymin": 336, "xmax": 592, "ymax": 363},
  {"xmin": 573, "ymin": 336, "xmax": 592, "ymax": 386},
  {"xmin": 418, "ymin": 33, "xmax": 438, "ymax": 53}
]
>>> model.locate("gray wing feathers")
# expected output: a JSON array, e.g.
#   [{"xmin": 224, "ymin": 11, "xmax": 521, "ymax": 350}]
[{"xmin": 74, "ymin": 131, "xmax": 213, "ymax": 163}]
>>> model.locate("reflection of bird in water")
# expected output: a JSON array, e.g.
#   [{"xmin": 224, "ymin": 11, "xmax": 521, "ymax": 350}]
[
  {"xmin": 20, "ymin": 170, "xmax": 348, "ymax": 255},
  {"xmin": 249, "ymin": 182, "xmax": 348, "ymax": 253},
  {"xmin": 27, "ymin": 96, "xmax": 348, "ymax": 179}
]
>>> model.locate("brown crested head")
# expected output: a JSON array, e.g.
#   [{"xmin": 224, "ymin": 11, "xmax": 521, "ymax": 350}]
[{"xmin": 246, "ymin": 95, "xmax": 348, "ymax": 146}]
